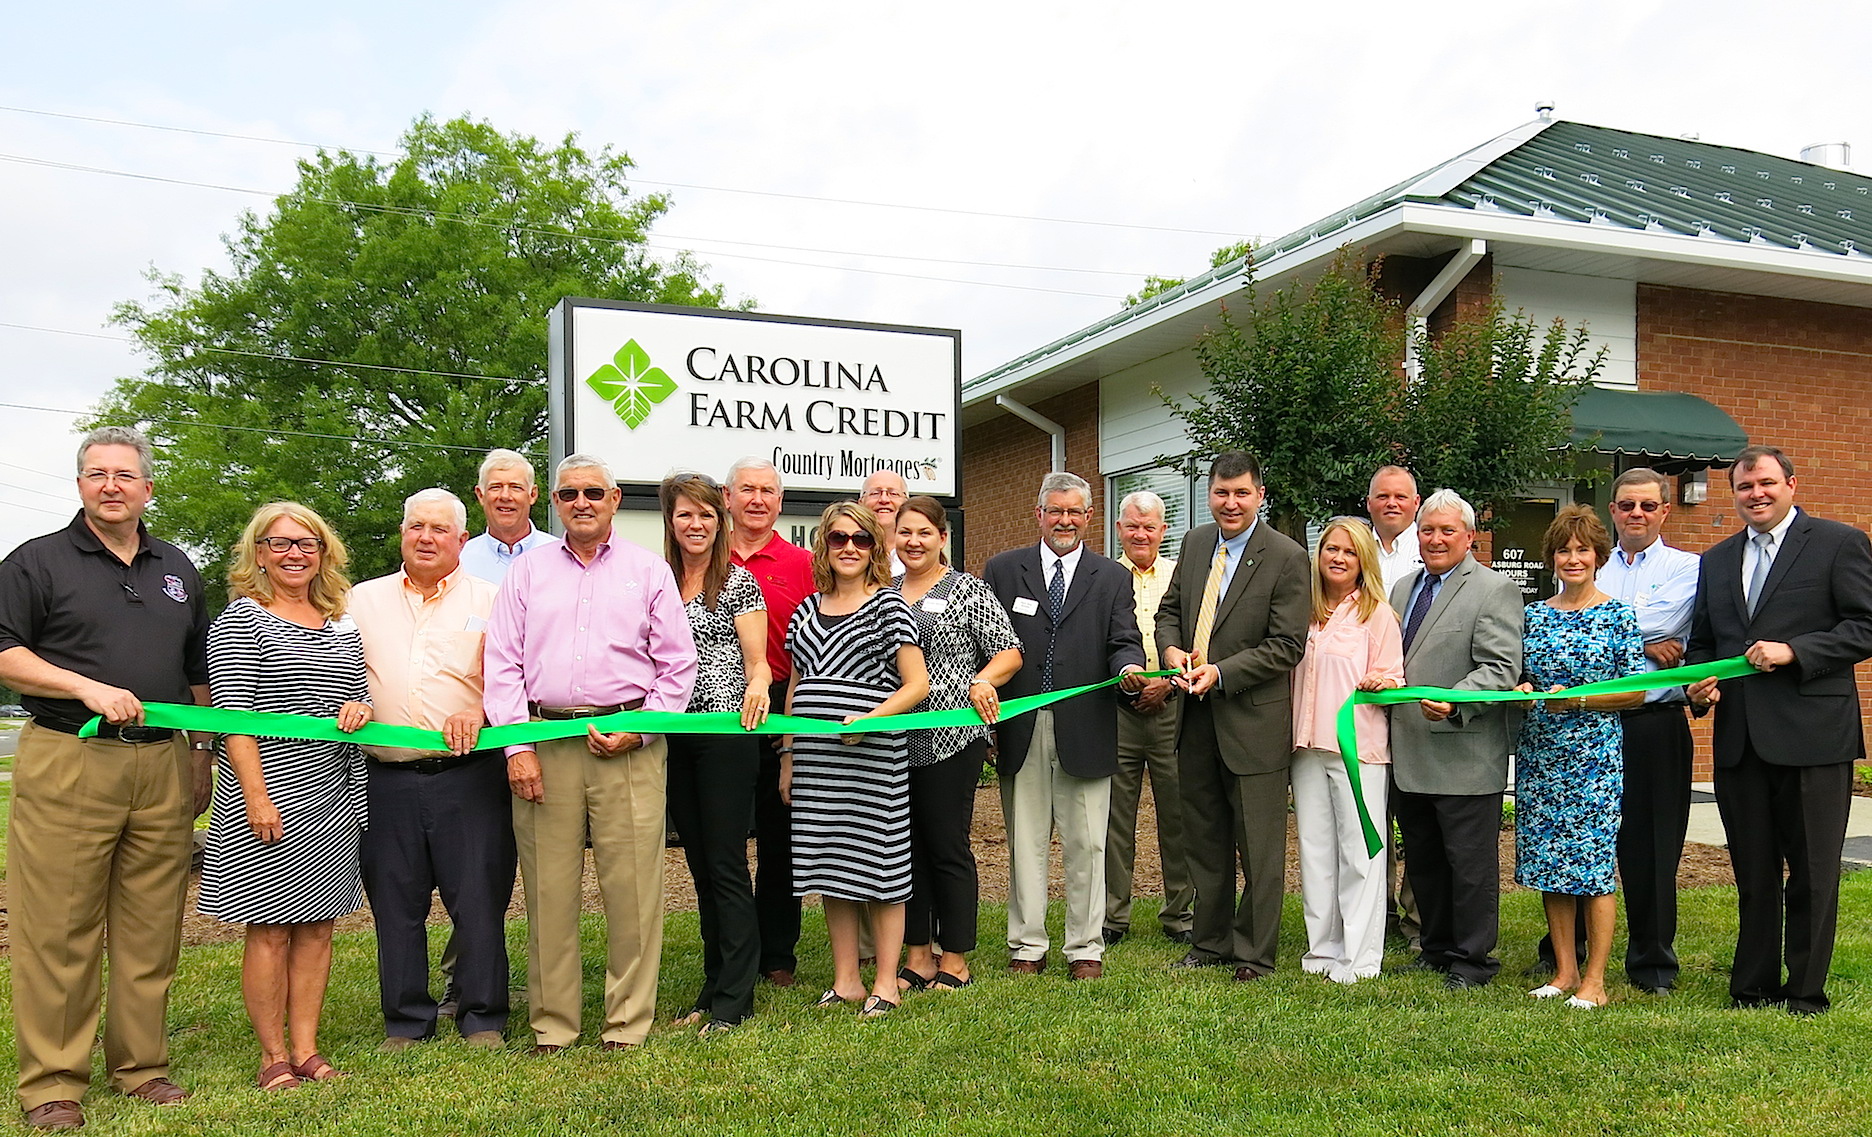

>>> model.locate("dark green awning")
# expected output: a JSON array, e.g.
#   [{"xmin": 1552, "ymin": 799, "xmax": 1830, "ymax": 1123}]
[{"xmin": 1570, "ymin": 386, "xmax": 1747, "ymax": 471}]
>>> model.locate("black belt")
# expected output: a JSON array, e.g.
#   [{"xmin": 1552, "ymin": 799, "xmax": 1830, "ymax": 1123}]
[
  {"xmin": 369, "ymin": 748, "xmax": 501, "ymax": 775},
  {"xmin": 34, "ymin": 717, "xmax": 175, "ymax": 743},
  {"xmin": 1622, "ymin": 702, "xmax": 1687, "ymax": 718},
  {"xmin": 527, "ymin": 698, "xmax": 645, "ymax": 720}
]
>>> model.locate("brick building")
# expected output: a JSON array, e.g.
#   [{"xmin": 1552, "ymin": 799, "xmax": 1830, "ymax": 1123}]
[{"xmin": 957, "ymin": 116, "xmax": 1872, "ymax": 778}]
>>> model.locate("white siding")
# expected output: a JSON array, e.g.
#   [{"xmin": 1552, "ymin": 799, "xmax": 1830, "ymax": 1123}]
[
  {"xmin": 1100, "ymin": 347, "xmax": 1205, "ymax": 474},
  {"xmin": 1495, "ymin": 267, "xmax": 1637, "ymax": 389}
]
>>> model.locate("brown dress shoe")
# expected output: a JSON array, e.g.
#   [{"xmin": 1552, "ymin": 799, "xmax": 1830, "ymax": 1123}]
[
  {"xmin": 1068, "ymin": 960, "xmax": 1103, "ymax": 981},
  {"xmin": 1007, "ymin": 957, "xmax": 1045, "ymax": 975},
  {"xmin": 530, "ymin": 1044, "xmax": 566, "ymax": 1056},
  {"xmin": 1232, "ymin": 966, "xmax": 1264, "ymax": 982},
  {"xmin": 125, "ymin": 1077, "xmax": 189, "ymax": 1105},
  {"xmin": 600, "ymin": 1040, "xmax": 639, "ymax": 1052},
  {"xmin": 762, "ymin": 968, "xmax": 798, "ymax": 989},
  {"xmin": 24, "ymin": 1100, "xmax": 84, "ymax": 1130}
]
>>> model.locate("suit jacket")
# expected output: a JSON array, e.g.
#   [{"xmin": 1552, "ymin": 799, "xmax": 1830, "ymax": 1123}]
[
  {"xmin": 1154, "ymin": 522, "xmax": 1310, "ymax": 776},
  {"xmin": 984, "ymin": 544, "xmax": 1146, "ymax": 779},
  {"xmin": 1686, "ymin": 509, "xmax": 1872, "ymax": 768},
  {"xmin": 1386, "ymin": 554, "xmax": 1524, "ymax": 796}
]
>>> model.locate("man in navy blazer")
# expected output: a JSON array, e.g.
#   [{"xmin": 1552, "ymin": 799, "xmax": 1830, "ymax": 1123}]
[
  {"xmin": 984, "ymin": 472, "xmax": 1145, "ymax": 980},
  {"xmin": 1687, "ymin": 445, "xmax": 1872, "ymax": 1015}
]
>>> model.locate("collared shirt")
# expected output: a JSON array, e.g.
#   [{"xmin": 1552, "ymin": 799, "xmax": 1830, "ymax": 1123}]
[
  {"xmin": 1212, "ymin": 522, "xmax": 1255, "ymax": 597},
  {"xmin": 1038, "ymin": 541, "xmax": 1086, "ymax": 600},
  {"xmin": 1373, "ymin": 525, "xmax": 1422, "ymax": 599},
  {"xmin": 460, "ymin": 525, "xmax": 556, "ymax": 585},
  {"xmin": 1119, "ymin": 552, "xmax": 1176, "ymax": 670},
  {"xmin": 1741, "ymin": 506, "xmax": 1800, "ymax": 609},
  {"xmin": 0, "ymin": 511, "xmax": 209, "ymax": 724},
  {"xmin": 351, "ymin": 565, "xmax": 498, "ymax": 762},
  {"xmin": 1292, "ymin": 592, "xmax": 1406, "ymax": 761},
  {"xmin": 730, "ymin": 530, "xmax": 814, "ymax": 682},
  {"xmin": 1597, "ymin": 536, "xmax": 1699, "ymax": 703},
  {"xmin": 484, "ymin": 530, "xmax": 698, "ymax": 756}
]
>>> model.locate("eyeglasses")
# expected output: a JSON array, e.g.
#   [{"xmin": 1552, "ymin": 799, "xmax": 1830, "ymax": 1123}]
[
  {"xmin": 863, "ymin": 488, "xmax": 907, "ymax": 501},
  {"xmin": 554, "ymin": 486, "xmax": 609, "ymax": 502},
  {"xmin": 825, "ymin": 530, "xmax": 877, "ymax": 550},
  {"xmin": 81, "ymin": 470, "xmax": 146, "ymax": 486},
  {"xmin": 257, "ymin": 537, "xmax": 325, "ymax": 554},
  {"xmin": 1612, "ymin": 499, "xmax": 1663, "ymax": 514},
  {"xmin": 1041, "ymin": 507, "xmax": 1088, "ymax": 521}
]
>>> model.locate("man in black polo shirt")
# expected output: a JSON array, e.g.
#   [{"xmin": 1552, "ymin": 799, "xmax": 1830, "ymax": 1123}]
[{"xmin": 0, "ymin": 427, "xmax": 212, "ymax": 1130}]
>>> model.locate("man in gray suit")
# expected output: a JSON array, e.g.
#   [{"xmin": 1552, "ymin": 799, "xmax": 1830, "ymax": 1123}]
[{"xmin": 1389, "ymin": 489, "xmax": 1524, "ymax": 989}]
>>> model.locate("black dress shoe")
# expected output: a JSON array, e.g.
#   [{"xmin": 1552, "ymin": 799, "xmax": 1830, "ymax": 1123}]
[
  {"xmin": 1170, "ymin": 950, "xmax": 1222, "ymax": 969},
  {"xmin": 1101, "ymin": 926, "xmax": 1127, "ymax": 946},
  {"xmin": 1163, "ymin": 928, "xmax": 1193, "ymax": 945},
  {"xmin": 1398, "ymin": 955, "xmax": 1448, "ymax": 974},
  {"xmin": 1444, "ymin": 972, "xmax": 1486, "ymax": 991},
  {"xmin": 1232, "ymin": 966, "xmax": 1263, "ymax": 982}
]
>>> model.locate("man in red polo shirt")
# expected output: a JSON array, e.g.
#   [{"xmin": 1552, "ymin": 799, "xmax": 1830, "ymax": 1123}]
[{"xmin": 724, "ymin": 456, "xmax": 815, "ymax": 987}]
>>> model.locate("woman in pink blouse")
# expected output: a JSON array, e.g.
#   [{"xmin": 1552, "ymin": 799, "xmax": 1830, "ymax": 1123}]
[{"xmin": 1290, "ymin": 516, "xmax": 1405, "ymax": 983}]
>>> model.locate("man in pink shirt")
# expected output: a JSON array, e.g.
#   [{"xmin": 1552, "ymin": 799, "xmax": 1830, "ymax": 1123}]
[
  {"xmin": 484, "ymin": 454, "xmax": 697, "ymax": 1053},
  {"xmin": 724, "ymin": 456, "xmax": 814, "ymax": 987}
]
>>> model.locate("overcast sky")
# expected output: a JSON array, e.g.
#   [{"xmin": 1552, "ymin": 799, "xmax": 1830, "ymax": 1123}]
[{"xmin": 4, "ymin": 0, "xmax": 1869, "ymax": 556}]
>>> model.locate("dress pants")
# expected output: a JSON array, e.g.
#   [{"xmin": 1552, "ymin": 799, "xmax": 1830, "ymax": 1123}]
[
  {"xmin": 905, "ymin": 737, "xmax": 987, "ymax": 953},
  {"xmin": 1001, "ymin": 711, "xmax": 1109, "ymax": 963},
  {"xmin": 1105, "ymin": 700, "xmax": 1194, "ymax": 936},
  {"xmin": 360, "ymin": 750, "xmax": 515, "ymax": 1040},
  {"xmin": 1177, "ymin": 698, "xmax": 1287, "ymax": 975},
  {"xmin": 1714, "ymin": 740, "xmax": 1851, "ymax": 1013},
  {"xmin": 1384, "ymin": 785, "xmax": 1421, "ymax": 946},
  {"xmin": 754, "ymin": 677, "xmax": 800, "ymax": 974},
  {"xmin": 1616, "ymin": 704, "xmax": 1693, "ymax": 989},
  {"xmin": 665, "ymin": 733, "xmax": 761, "ymax": 1025},
  {"xmin": 9, "ymin": 724, "xmax": 192, "ymax": 1111},
  {"xmin": 1393, "ymin": 788, "xmax": 1502, "ymax": 984},
  {"xmin": 1291, "ymin": 748, "xmax": 1389, "ymax": 981},
  {"xmin": 512, "ymin": 735, "xmax": 666, "ymax": 1047}
]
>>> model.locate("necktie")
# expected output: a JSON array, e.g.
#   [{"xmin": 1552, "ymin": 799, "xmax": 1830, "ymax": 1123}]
[
  {"xmin": 1746, "ymin": 531, "xmax": 1775, "ymax": 618},
  {"xmin": 1401, "ymin": 573, "xmax": 1439, "ymax": 651},
  {"xmin": 1189, "ymin": 541, "xmax": 1229, "ymax": 664},
  {"xmin": 1042, "ymin": 560, "xmax": 1066, "ymax": 689}
]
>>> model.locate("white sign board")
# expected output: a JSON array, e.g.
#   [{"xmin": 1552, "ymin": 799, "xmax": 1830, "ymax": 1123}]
[{"xmin": 551, "ymin": 300, "xmax": 961, "ymax": 496}]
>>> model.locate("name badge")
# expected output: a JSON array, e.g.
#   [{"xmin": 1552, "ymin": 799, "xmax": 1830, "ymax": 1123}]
[
  {"xmin": 1012, "ymin": 597, "xmax": 1039, "ymax": 616},
  {"xmin": 921, "ymin": 597, "xmax": 949, "ymax": 613}
]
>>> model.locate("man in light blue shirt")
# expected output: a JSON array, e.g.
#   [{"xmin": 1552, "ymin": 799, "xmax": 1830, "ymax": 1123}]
[
  {"xmin": 1593, "ymin": 467, "xmax": 1700, "ymax": 993},
  {"xmin": 460, "ymin": 449, "xmax": 555, "ymax": 585}
]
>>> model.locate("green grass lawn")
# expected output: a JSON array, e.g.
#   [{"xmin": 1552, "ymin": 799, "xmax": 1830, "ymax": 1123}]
[{"xmin": 4, "ymin": 879, "xmax": 1872, "ymax": 1136}]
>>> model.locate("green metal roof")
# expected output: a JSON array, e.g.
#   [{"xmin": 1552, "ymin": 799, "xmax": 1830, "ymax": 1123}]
[
  {"xmin": 1569, "ymin": 386, "xmax": 1748, "ymax": 470},
  {"xmin": 969, "ymin": 120, "xmax": 1872, "ymax": 392}
]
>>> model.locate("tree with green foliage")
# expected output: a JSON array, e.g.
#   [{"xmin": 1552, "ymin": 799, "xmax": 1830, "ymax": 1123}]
[
  {"xmin": 1123, "ymin": 239, "xmax": 1258, "ymax": 307},
  {"xmin": 94, "ymin": 114, "xmax": 736, "ymax": 596},
  {"xmin": 1166, "ymin": 255, "xmax": 1602, "ymax": 540}
]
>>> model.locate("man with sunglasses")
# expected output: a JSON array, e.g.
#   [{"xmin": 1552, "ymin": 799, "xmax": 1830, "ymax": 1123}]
[
  {"xmin": 0, "ymin": 427, "xmax": 212, "ymax": 1129},
  {"xmin": 484, "ymin": 454, "xmax": 697, "ymax": 1053}
]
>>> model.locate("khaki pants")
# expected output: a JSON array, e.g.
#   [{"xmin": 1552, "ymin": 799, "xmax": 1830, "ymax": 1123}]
[
  {"xmin": 9, "ymin": 723, "xmax": 192, "ymax": 1110},
  {"xmin": 512, "ymin": 735, "xmax": 666, "ymax": 1047},
  {"xmin": 1001, "ymin": 711, "xmax": 1110, "ymax": 964}
]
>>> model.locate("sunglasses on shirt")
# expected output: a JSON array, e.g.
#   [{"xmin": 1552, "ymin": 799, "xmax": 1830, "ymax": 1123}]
[
  {"xmin": 554, "ymin": 486, "xmax": 610, "ymax": 502},
  {"xmin": 825, "ymin": 530, "xmax": 877, "ymax": 550}
]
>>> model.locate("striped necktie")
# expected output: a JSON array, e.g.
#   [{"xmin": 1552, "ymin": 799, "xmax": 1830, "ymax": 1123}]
[
  {"xmin": 1041, "ymin": 560, "xmax": 1066, "ymax": 689},
  {"xmin": 1190, "ymin": 540, "xmax": 1229, "ymax": 664}
]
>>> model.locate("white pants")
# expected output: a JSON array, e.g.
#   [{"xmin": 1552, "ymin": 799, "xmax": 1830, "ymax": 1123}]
[
  {"xmin": 1001, "ymin": 711, "xmax": 1110, "ymax": 963},
  {"xmin": 1290, "ymin": 747, "xmax": 1389, "ymax": 982}
]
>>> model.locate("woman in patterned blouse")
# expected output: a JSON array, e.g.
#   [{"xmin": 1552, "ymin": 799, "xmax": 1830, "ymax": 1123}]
[
  {"xmin": 659, "ymin": 472, "xmax": 771, "ymax": 1035},
  {"xmin": 892, "ymin": 497, "xmax": 1022, "ymax": 992}
]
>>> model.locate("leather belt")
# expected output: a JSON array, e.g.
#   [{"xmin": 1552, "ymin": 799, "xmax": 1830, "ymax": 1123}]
[
  {"xmin": 369, "ymin": 749, "xmax": 501, "ymax": 775},
  {"xmin": 527, "ymin": 698, "xmax": 645, "ymax": 720},
  {"xmin": 35, "ymin": 717, "xmax": 176, "ymax": 743},
  {"xmin": 1621, "ymin": 702, "xmax": 1687, "ymax": 717}
]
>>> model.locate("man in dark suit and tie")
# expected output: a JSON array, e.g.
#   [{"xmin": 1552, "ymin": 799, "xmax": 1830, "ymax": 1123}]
[
  {"xmin": 1390, "ymin": 489, "xmax": 1524, "ymax": 990},
  {"xmin": 1686, "ymin": 445, "xmax": 1872, "ymax": 1015},
  {"xmin": 1156, "ymin": 451, "xmax": 1311, "ymax": 982},
  {"xmin": 984, "ymin": 473, "xmax": 1146, "ymax": 980}
]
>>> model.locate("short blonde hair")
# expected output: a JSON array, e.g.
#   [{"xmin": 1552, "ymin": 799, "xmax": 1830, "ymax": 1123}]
[
  {"xmin": 811, "ymin": 501, "xmax": 892, "ymax": 592},
  {"xmin": 228, "ymin": 501, "xmax": 352, "ymax": 620},
  {"xmin": 1311, "ymin": 517, "xmax": 1386, "ymax": 625}
]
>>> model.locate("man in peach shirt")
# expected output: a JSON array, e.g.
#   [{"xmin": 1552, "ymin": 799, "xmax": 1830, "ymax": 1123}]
[{"xmin": 350, "ymin": 489, "xmax": 512, "ymax": 1050}]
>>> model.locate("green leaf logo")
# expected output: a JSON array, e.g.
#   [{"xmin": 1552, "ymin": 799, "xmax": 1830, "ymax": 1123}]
[{"xmin": 586, "ymin": 339, "xmax": 677, "ymax": 429}]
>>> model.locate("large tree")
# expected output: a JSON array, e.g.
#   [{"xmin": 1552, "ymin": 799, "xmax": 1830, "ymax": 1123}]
[
  {"xmin": 1167, "ymin": 255, "xmax": 1602, "ymax": 539},
  {"xmin": 95, "ymin": 114, "xmax": 735, "ymax": 594}
]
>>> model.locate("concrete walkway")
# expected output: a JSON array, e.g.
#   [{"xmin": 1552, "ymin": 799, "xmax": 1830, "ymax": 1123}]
[{"xmin": 1686, "ymin": 782, "xmax": 1872, "ymax": 870}]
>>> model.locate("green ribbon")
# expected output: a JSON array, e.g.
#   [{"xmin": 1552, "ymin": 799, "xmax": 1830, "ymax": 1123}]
[
  {"xmin": 77, "ymin": 670, "xmax": 1184, "ymax": 749},
  {"xmin": 1333, "ymin": 655, "xmax": 1758, "ymax": 859}
]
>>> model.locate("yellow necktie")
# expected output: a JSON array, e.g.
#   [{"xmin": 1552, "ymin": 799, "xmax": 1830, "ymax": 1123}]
[{"xmin": 1190, "ymin": 541, "xmax": 1229, "ymax": 664}]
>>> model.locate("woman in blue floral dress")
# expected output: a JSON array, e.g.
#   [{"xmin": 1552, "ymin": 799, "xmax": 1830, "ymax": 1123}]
[{"xmin": 1514, "ymin": 505, "xmax": 1646, "ymax": 1008}]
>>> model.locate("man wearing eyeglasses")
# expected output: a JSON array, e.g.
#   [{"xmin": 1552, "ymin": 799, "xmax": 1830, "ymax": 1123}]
[
  {"xmin": 860, "ymin": 470, "xmax": 909, "ymax": 575},
  {"xmin": 984, "ymin": 472, "xmax": 1146, "ymax": 980},
  {"xmin": 0, "ymin": 427, "xmax": 212, "ymax": 1129},
  {"xmin": 461, "ymin": 449, "xmax": 554, "ymax": 585},
  {"xmin": 484, "ymin": 454, "xmax": 697, "ymax": 1053}
]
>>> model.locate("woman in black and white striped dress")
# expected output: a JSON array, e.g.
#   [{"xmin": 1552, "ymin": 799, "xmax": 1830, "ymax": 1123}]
[
  {"xmin": 201, "ymin": 502, "xmax": 371, "ymax": 1092},
  {"xmin": 782, "ymin": 501, "xmax": 928, "ymax": 1018}
]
